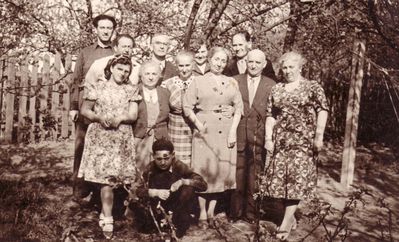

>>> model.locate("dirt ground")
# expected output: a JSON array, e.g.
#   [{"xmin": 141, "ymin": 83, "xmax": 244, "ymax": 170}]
[{"xmin": 0, "ymin": 139, "xmax": 398, "ymax": 242}]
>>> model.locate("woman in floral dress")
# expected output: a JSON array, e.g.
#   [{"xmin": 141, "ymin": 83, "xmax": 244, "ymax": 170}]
[
  {"xmin": 183, "ymin": 47, "xmax": 243, "ymax": 228},
  {"xmin": 262, "ymin": 51, "xmax": 328, "ymax": 240},
  {"xmin": 78, "ymin": 55, "xmax": 141, "ymax": 239}
]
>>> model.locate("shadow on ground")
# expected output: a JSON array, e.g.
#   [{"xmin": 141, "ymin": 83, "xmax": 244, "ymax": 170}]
[{"xmin": 0, "ymin": 140, "xmax": 398, "ymax": 241}]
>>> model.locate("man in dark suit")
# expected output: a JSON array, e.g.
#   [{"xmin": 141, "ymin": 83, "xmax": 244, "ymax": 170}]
[
  {"xmin": 150, "ymin": 33, "xmax": 178, "ymax": 84},
  {"xmin": 223, "ymin": 31, "xmax": 276, "ymax": 80},
  {"xmin": 230, "ymin": 49, "xmax": 276, "ymax": 223}
]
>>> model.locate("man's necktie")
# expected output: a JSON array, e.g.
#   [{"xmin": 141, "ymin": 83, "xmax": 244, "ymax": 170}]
[{"xmin": 248, "ymin": 77, "xmax": 255, "ymax": 107}]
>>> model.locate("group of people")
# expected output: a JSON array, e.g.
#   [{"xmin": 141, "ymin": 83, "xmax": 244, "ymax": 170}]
[{"xmin": 69, "ymin": 14, "xmax": 329, "ymax": 241}]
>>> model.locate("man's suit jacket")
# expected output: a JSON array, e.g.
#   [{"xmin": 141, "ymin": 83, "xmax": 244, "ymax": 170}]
[
  {"xmin": 235, "ymin": 74, "xmax": 275, "ymax": 152},
  {"xmin": 159, "ymin": 61, "xmax": 179, "ymax": 84},
  {"xmin": 133, "ymin": 85, "xmax": 170, "ymax": 139},
  {"xmin": 223, "ymin": 56, "xmax": 276, "ymax": 81}
]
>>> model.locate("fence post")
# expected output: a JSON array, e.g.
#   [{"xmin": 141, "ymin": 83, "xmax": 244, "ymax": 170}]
[
  {"xmin": 0, "ymin": 58, "xmax": 4, "ymax": 139},
  {"xmin": 341, "ymin": 39, "xmax": 366, "ymax": 188},
  {"xmin": 39, "ymin": 54, "xmax": 50, "ymax": 141},
  {"xmin": 5, "ymin": 59, "xmax": 16, "ymax": 142},
  {"xmin": 18, "ymin": 59, "xmax": 29, "ymax": 142},
  {"xmin": 61, "ymin": 54, "xmax": 72, "ymax": 138},
  {"xmin": 30, "ymin": 57, "xmax": 38, "ymax": 142},
  {"xmin": 51, "ymin": 52, "xmax": 61, "ymax": 140}
]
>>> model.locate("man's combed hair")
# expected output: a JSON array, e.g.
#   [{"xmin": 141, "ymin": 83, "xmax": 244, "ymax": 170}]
[
  {"xmin": 152, "ymin": 138, "xmax": 174, "ymax": 153},
  {"xmin": 92, "ymin": 14, "xmax": 117, "ymax": 28}
]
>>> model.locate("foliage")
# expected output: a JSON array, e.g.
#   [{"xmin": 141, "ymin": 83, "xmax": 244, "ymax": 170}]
[{"xmin": 1, "ymin": 0, "xmax": 398, "ymax": 146}]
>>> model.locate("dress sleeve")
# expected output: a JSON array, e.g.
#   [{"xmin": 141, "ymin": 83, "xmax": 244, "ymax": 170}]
[
  {"xmin": 230, "ymin": 78, "xmax": 243, "ymax": 116},
  {"xmin": 83, "ymin": 78, "xmax": 98, "ymax": 101},
  {"xmin": 128, "ymin": 85, "xmax": 142, "ymax": 102},
  {"xmin": 183, "ymin": 77, "xmax": 198, "ymax": 113},
  {"xmin": 311, "ymin": 81, "xmax": 329, "ymax": 113},
  {"xmin": 265, "ymin": 86, "xmax": 275, "ymax": 118},
  {"xmin": 169, "ymin": 84, "xmax": 183, "ymax": 114}
]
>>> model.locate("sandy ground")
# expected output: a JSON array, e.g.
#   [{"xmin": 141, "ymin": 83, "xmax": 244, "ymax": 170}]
[{"xmin": 0, "ymin": 139, "xmax": 398, "ymax": 241}]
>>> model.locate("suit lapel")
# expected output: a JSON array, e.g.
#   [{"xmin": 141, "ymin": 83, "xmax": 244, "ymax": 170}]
[
  {"xmin": 237, "ymin": 74, "xmax": 250, "ymax": 116},
  {"xmin": 155, "ymin": 87, "xmax": 162, "ymax": 124},
  {"xmin": 248, "ymin": 76, "xmax": 268, "ymax": 115}
]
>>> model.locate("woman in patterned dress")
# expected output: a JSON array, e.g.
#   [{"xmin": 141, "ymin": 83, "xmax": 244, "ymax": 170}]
[
  {"xmin": 162, "ymin": 50, "xmax": 196, "ymax": 166},
  {"xmin": 78, "ymin": 55, "xmax": 141, "ymax": 239},
  {"xmin": 183, "ymin": 47, "xmax": 243, "ymax": 228},
  {"xmin": 262, "ymin": 51, "xmax": 328, "ymax": 240}
]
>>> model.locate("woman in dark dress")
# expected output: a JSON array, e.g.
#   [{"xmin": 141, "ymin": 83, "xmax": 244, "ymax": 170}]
[{"xmin": 261, "ymin": 51, "xmax": 328, "ymax": 240}]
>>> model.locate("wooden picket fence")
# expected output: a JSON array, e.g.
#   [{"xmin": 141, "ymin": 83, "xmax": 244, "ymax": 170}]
[{"xmin": 0, "ymin": 53, "xmax": 75, "ymax": 143}]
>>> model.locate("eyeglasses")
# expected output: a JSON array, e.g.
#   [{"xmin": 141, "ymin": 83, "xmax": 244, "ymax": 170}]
[{"xmin": 154, "ymin": 41, "xmax": 169, "ymax": 47}]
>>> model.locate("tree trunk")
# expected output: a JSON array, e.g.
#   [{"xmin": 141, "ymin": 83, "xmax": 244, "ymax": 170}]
[
  {"xmin": 183, "ymin": 0, "xmax": 204, "ymax": 49},
  {"xmin": 205, "ymin": 0, "xmax": 231, "ymax": 41},
  {"xmin": 283, "ymin": 0, "xmax": 302, "ymax": 52}
]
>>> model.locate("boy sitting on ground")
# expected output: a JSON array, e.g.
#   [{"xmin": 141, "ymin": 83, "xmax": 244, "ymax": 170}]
[{"xmin": 135, "ymin": 138, "xmax": 207, "ymax": 238}]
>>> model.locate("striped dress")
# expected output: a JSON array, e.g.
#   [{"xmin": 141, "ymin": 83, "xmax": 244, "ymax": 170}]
[{"xmin": 162, "ymin": 76, "xmax": 195, "ymax": 166}]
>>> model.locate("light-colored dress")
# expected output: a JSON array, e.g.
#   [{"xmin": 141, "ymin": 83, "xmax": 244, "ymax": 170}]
[
  {"xmin": 78, "ymin": 78, "xmax": 141, "ymax": 185},
  {"xmin": 259, "ymin": 80, "xmax": 328, "ymax": 200},
  {"xmin": 183, "ymin": 72, "xmax": 243, "ymax": 193},
  {"xmin": 162, "ymin": 76, "xmax": 195, "ymax": 166}
]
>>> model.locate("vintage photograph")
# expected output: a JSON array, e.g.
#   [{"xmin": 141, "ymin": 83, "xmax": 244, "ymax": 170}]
[{"xmin": 0, "ymin": 0, "xmax": 398, "ymax": 241}]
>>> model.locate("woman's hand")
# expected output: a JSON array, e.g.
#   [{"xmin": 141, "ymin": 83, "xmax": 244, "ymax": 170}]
[
  {"xmin": 196, "ymin": 121, "xmax": 207, "ymax": 134},
  {"xmin": 109, "ymin": 117, "xmax": 122, "ymax": 129},
  {"xmin": 227, "ymin": 131, "xmax": 236, "ymax": 148},
  {"xmin": 264, "ymin": 139, "xmax": 274, "ymax": 153},
  {"xmin": 313, "ymin": 135, "xmax": 323, "ymax": 153},
  {"xmin": 221, "ymin": 106, "xmax": 235, "ymax": 118},
  {"xmin": 99, "ymin": 115, "xmax": 111, "ymax": 128}
]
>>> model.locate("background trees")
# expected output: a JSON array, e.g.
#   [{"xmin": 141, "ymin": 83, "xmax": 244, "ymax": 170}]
[{"xmin": 0, "ymin": 0, "xmax": 398, "ymax": 148}]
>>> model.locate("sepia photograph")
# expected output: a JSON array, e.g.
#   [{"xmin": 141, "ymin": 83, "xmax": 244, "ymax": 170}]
[{"xmin": 0, "ymin": 0, "xmax": 398, "ymax": 241}]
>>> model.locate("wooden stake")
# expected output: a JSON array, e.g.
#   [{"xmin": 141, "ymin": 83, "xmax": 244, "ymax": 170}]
[{"xmin": 341, "ymin": 40, "xmax": 366, "ymax": 188}]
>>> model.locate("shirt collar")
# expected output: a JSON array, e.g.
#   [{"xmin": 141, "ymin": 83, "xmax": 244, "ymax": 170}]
[
  {"xmin": 248, "ymin": 75, "xmax": 261, "ymax": 82},
  {"xmin": 96, "ymin": 39, "xmax": 113, "ymax": 49}
]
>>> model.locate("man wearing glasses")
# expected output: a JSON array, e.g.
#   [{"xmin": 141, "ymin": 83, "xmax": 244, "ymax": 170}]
[{"xmin": 150, "ymin": 33, "xmax": 178, "ymax": 84}]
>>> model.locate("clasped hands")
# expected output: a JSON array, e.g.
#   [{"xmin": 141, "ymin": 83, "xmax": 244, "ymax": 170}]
[
  {"xmin": 99, "ymin": 115, "xmax": 122, "ymax": 129},
  {"xmin": 148, "ymin": 179, "xmax": 189, "ymax": 200}
]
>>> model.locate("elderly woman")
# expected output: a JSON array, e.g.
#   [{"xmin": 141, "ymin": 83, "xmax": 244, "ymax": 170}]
[
  {"xmin": 183, "ymin": 47, "xmax": 243, "ymax": 228},
  {"xmin": 261, "ymin": 51, "xmax": 328, "ymax": 240},
  {"xmin": 162, "ymin": 50, "xmax": 196, "ymax": 166},
  {"xmin": 134, "ymin": 61, "xmax": 170, "ymax": 171},
  {"xmin": 78, "ymin": 55, "xmax": 141, "ymax": 239}
]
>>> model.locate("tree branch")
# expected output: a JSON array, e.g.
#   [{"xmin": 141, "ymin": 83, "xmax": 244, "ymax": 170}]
[{"xmin": 183, "ymin": 0, "xmax": 204, "ymax": 49}]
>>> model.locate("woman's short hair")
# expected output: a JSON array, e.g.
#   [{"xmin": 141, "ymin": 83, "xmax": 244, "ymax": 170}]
[
  {"xmin": 104, "ymin": 55, "xmax": 132, "ymax": 81},
  {"xmin": 279, "ymin": 51, "xmax": 307, "ymax": 68},
  {"xmin": 207, "ymin": 47, "xmax": 230, "ymax": 63},
  {"xmin": 175, "ymin": 50, "xmax": 194, "ymax": 63},
  {"xmin": 139, "ymin": 60, "xmax": 161, "ymax": 77},
  {"xmin": 189, "ymin": 38, "xmax": 207, "ymax": 53}
]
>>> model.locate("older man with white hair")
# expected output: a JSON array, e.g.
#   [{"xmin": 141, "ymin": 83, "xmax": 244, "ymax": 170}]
[
  {"xmin": 150, "ymin": 33, "xmax": 178, "ymax": 83},
  {"xmin": 230, "ymin": 49, "xmax": 276, "ymax": 223}
]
